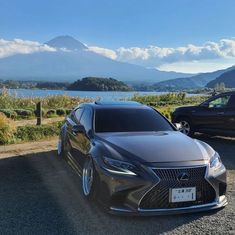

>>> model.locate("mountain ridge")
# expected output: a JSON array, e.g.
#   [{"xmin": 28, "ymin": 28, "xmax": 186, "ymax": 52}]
[
  {"xmin": 45, "ymin": 35, "xmax": 87, "ymax": 50},
  {"xmin": 207, "ymin": 68, "xmax": 235, "ymax": 88},
  {"xmin": 154, "ymin": 66, "xmax": 235, "ymax": 89},
  {"xmin": 0, "ymin": 36, "xmax": 191, "ymax": 83}
]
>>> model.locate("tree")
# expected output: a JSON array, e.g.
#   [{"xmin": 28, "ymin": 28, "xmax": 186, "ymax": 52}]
[{"xmin": 214, "ymin": 82, "xmax": 226, "ymax": 91}]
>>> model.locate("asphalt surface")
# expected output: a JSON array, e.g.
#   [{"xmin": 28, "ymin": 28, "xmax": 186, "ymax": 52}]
[{"xmin": 0, "ymin": 135, "xmax": 234, "ymax": 235}]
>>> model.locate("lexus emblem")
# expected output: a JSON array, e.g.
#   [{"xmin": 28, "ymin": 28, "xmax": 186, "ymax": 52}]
[{"xmin": 177, "ymin": 172, "xmax": 189, "ymax": 182}]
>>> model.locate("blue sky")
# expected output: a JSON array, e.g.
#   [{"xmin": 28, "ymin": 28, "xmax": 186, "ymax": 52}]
[{"xmin": 1, "ymin": 0, "xmax": 235, "ymax": 73}]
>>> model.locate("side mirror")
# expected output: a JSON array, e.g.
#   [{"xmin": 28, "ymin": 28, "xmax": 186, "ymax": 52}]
[
  {"xmin": 174, "ymin": 123, "xmax": 182, "ymax": 131},
  {"xmin": 72, "ymin": 124, "xmax": 86, "ymax": 135}
]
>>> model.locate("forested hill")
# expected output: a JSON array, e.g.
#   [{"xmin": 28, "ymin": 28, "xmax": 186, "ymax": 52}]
[
  {"xmin": 67, "ymin": 77, "xmax": 133, "ymax": 91},
  {"xmin": 207, "ymin": 69, "xmax": 235, "ymax": 88}
]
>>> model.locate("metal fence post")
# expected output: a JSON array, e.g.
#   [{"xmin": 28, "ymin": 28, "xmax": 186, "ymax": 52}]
[{"xmin": 36, "ymin": 101, "xmax": 42, "ymax": 125}]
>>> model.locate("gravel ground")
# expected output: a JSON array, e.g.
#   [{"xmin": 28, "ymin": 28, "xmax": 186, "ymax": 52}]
[{"xmin": 0, "ymin": 135, "xmax": 234, "ymax": 235}]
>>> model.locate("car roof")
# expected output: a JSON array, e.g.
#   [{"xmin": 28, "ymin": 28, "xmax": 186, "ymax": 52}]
[
  {"xmin": 215, "ymin": 91, "xmax": 235, "ymax": 96},
  {"xmin": 95, "ymin": 101, "xmax": 142, "ymax": 106},
  {"xmin": 80, "ymin": 101, "xmax": 148, "ymax": 110}
]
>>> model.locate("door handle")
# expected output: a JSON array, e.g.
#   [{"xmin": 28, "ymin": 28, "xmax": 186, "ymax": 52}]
[{"xmin": 217, "ymin": 112, "xmax": 224, "ymax": 115}]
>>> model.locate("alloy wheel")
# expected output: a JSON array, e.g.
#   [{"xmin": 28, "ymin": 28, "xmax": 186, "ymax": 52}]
[
  {"xmin": 57, "ymin": 137, "xmax": 62, "ymax": 155},
  {"xmin": 179, "ymin": 120, "xmax": 191, "ymax": 135},
  {"xmin": 82, "ymin": 158, "xmax": 94, "ymax": 196}
]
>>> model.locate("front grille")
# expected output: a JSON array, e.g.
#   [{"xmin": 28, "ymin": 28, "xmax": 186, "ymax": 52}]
[
  {"xmin": 139, "ymin": 166, "xmax": 216, "ymax": 209},
  {"xmin": 219, "ymin": 183, "xmax": 227, "ymax": 196}
]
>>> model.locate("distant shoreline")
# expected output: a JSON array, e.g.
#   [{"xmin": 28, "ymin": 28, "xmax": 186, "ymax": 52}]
[
  {"xmin": 0, "ymin": 78, "xmax": 214, "ymax": 93},
  {"xmin": 1, "ymin": 88, "xmax": 207, "ymax": 102}
]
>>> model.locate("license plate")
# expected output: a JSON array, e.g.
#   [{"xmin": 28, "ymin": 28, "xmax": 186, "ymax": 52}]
[{"xmin": 170, "ymin": 187, "xmax": 196, "ymax": 203}]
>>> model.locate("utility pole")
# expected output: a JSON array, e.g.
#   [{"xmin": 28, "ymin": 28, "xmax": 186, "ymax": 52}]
[{"xmin": 36, "ymin": 101, "xmax": 42, "ymax": 125}]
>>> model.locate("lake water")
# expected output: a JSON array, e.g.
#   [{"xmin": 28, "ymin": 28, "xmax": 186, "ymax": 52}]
[{"xmin": 4, "ymin": 89, "xmax": 200, "ymax": 101}]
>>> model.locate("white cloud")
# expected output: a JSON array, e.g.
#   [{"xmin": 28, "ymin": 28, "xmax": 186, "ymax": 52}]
[
  {"xmin": 114, "ymin": 39, "xmax": 235, "ymax": 65},
  {"xmin": 87, "ymin": 46, "xmax": 117, "ymax": 60},
  {"xmin": 87, "ymin": 38, "xmax": 235, "ymax": 72},
  {"xmin": 0, "ymin": 38, "xmax": 56, "ymax": 58},
  {"xmin": 1, "ymin": 37, "xmax": 235, "ymax": 73},
  {"xmin": 158, "ymin": 59, "xmax": 235, "ymax": 73}
]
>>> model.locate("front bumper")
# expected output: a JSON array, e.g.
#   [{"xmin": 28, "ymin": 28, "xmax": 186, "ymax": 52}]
[
  {"xmin": 109, "ymin": 195, "xmax": 227, "ymax": 216},
  {"xmin": 94, "ymin": 160, "xmax": 227, "ymax": 216}
]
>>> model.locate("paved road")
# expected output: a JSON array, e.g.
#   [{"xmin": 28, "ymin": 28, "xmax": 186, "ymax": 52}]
[{"xmin": 0, "ymin": 135, "xmax": 234, "ymax": 235}]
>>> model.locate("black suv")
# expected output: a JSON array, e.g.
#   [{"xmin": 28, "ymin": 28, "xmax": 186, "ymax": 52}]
[{"xmin": 172, "ymin": 91, "xmax": 235, "ymax": 136}]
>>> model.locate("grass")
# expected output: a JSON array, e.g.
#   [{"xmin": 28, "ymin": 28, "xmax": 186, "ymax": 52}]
[
  {"xmin": 16, "ymin": 122, "xmax": 63, "ymax": 142},
  {"xmin": 130, "ymin": 92, "xmax": 208, "ymax": 120},
  {"xmin": 0, "ymin": 120, "xmax": 64, "ymax": 145},
  {"xmin": 0, "ymin": 88, "xmax": 93, "ymax": 110},
  {"xmin": 0, "ymin": 113, "xmax": 16, "ymax": 144},
  {"xmin": 130, "ymin": 92, "xmax": 207, "ymax": 106},
  {"xmin": 0, "ymin": 89, "xmax": 89, "ymax": 119}
]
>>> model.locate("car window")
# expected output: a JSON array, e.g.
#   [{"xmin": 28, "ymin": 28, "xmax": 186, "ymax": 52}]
[
  {"xmin": 208, "ymin": 95, "xmax": 230, "ymax": 108},
  {"xmin": 75, "ymin": 108, "xmax": 84, "ymax": 123},
  {"xmin": 80, "ymin": 107, "xmax": 92, "ymax": 132},
  {"xmin": 227, "ymin": 95, "xmax": 235, "ymax": 107},
  {"xmin": 95, "ymin": 108, "xmax": 173, "ymax": 133}
]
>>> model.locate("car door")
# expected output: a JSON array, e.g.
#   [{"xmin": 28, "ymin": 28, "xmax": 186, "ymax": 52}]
[
  {"xmin": 192, "ymin": 94, "xmax": 230, "ymax": 133},
  {"xmin": 68, "ymin": 107, "xmax": 93, "ymax": 169},
  {"xmin": 224, "ymin": 95, "xmax": 235, "ymax": 134},
  {"xmin": 66, "ymin": 107, "xmax": 84, "ymax": 173}
]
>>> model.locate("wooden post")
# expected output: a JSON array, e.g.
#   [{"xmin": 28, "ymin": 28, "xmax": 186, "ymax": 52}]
[{"xmin": 36, "ymin": 101, "xmax": 42, "ymax": 125}]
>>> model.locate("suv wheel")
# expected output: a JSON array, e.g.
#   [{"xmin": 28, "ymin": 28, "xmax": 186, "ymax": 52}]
[{"xmin": 178, "ymin": 118, "xmax": 194, "ymax": 136}]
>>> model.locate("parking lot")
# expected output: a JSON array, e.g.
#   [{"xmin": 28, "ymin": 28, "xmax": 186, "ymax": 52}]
[{"xmin": 0, "ymin": 135, "xmax": 234, "ymax": 235}]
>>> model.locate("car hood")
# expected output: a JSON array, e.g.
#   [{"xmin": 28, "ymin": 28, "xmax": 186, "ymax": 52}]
[
  {"xmin": 174, "ymin": 105, "xmax": 196, "ymax": 112},
  {"xmin": 96, "ymin": 131, "xmax": 214, "ymax": 163}
]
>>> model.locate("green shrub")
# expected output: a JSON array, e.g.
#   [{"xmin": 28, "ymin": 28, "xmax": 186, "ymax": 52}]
[
  {"xmin": 0, "ymin": 109, "xmax": 17, "ymax": 119},
  {"xmin": 56, "ymin": 108, "xmax": 66, "ymax": 116},
  {"xmin": 155, "ymin": 106, "xmax": 173, "ymax": 121},
  {"xmin": 0, "ymin": 113, "xmax": 16, "ymax": 144},
  {"xmin": 46, "ymin": 109, "xmax": 57, "ymax": 118},
  {"xmin": 16, "ymin": 123, "xmax": 61, "ymax": 142},
  {"xmin": 14, "ymin": 109, "xmax": 34, "ymax": 119},
  {"xmin": 65, "ymin": 109, "xmax": 72, "ymax": 115},
  {"xmin": 130, "ymin": 93, "xmax": 207, "ymax": 106}
]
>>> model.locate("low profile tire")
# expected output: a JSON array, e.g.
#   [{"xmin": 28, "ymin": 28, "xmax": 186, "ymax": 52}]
[
  {"xmin": 177, "ymin": 117, "xmax": 194, "ymax": 137},
  {"xmin": 82, "ymin": 157, "xmax": 96, "ymax": 199}
]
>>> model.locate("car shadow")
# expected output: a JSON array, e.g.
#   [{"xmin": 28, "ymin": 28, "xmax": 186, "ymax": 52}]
[{"xmin": 0, "ymin": 148, "xmax": 227, "ymax": 235}]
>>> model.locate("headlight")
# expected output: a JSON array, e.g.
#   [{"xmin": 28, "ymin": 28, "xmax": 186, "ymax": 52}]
[
  {"xmin": 103, "ymin": 157, "xmax": 137, "ymax": 176},
  {"xmin": 210, "ymin": 152, "xmax": 222, "ymax": 169},
  {"xmin": 209, "ymin": 152, "xmax": 225, "ymax": 175}
]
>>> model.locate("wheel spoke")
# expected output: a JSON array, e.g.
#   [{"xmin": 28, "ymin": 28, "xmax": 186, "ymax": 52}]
[
  {"xmin": 179, "ymin": 120, "xmax": 190, "ymax": 135},
  {"xmin": 57, "ymin": 139, "xmax": 62, "ymax": 155}
]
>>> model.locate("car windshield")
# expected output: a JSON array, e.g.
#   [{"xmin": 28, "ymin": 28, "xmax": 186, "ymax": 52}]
[{"xmin": 95, "ymin": 108, "xmax": 174, "ymax": 132}]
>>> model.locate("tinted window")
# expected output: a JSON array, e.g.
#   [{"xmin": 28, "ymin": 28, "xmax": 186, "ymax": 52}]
[
  {"xmin": 208, "ymin": 96, "xmax": 230, "ymax": 108},
  {"xmin": 227, "ymin": 95, "xmax": 235, "ymax": 107},
  {"xmin": 80, "ymin": 107, "xmax": 92, "ymax": 132},
  {"xmin": 95, "ymin": 108, "xmax": 173, "ymax": 133}
]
